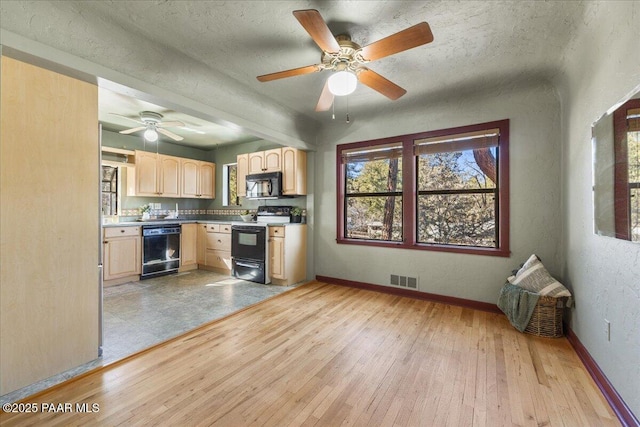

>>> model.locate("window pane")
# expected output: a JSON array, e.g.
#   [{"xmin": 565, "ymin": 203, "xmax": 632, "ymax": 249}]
[
  {"xmin": 228, "ymin": 164, "xmax": 238, "ymax": 205},
  {"xmin": 223, "ymin": 163, "xmax": 239, "ymax": 207},
  {"xmin": 346, "ymin": 195, "xmax": 403, "ymax": 241},
  {"xmin": 629, "ymin": 131, "xmax": 639, "ymax": 242},
  {"xmin": 629, "ymin": 130, "xmax": 639, "ymax": 183},
  {"xmin": 631, "ymin": 188, "xmax": 639, "ymax": 242},
  {"xmin": 346, "ymin": 158, "xmax": 402, "ymax": 194},
  {"xmin": 418, "ymin": 148, "xmax": 497, "ymax": 191},
  {"xmin": 417, "ymin": 193, "xmax": 496, "ymax": 247}
]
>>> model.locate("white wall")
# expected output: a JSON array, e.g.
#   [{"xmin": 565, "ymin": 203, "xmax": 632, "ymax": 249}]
[
  {"xmin": 556, "ymin": 1, "xmax": 640, "ymax": 417},
  {"xmin": 315, "ymin": 82, "xmax": 563, "ymax": 304}
]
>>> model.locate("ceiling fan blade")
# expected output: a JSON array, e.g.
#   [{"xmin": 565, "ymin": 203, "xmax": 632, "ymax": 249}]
[
  {"xmin": 157, "ymin": 121, "xmax": 185, "ymax": 128},
  {"xmin": 119, "ymin": 126, "xmax": 146, "ymax": 135},
  {"xmin": 157, "ymin": 128, "xmax": 184, "ymax": 141},
  {"xmin": 109, "ymin": 113, "xmax": 144, "ymax": 125},
  {"xmin": 315, "ymin": 80, "xmax": 334, "ymax": 111},
  {"xmin": 359, "ymin": 22, "xmax": 434, "ymax": 62},
  {"xmin": 358, "ymin": 69, "xmax": 407, "ymax": 100},
  {"xmin": 257, "ymin": 64, "xmax": 321, "ymax": 82},
  {"xmin": 293, "ymin": 9, "xmax": 341, "ymax": 53}
]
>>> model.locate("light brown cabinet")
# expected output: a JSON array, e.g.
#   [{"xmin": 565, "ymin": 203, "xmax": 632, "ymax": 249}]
[
  {"xmin": 268, "ymin": 225, "xmax": 306, "ymax": 285},
  {"xmin": 1, "ymin": 56, "xmax": 100, "ymax": 394},
  {"xmin": 134, "ymin": 150, "xmax": 181, "ymax": 197},
  {"xmin": 181, "ymin": 159, "xmax": 215, "ymax": 198},
  {"xmin": 103, "ymin": 226, "xmax": 141, "ymax": 283},
  {"xmin": 180, "ymin": 223, "xmax": 198, "ymax": 270},
  {"xmin": 196, "ymin": 223, "xmax": 207, "ymax": 265},
  {"xmin": 199, "ymin": 223, "xmax": 232, "ymax": 273},
  {"xmin": 281, "ymin": 147, "xmax": 307, "ymax": 195},
  {"xmin": 237, "ymin": 146, "xmax": 306, "ymax": 197},
  {"xmin": 248, "ymin": 148, "xmax": 281, "ymax": 174},
  {"xmin": 269, "ymin": 227, "xmax": 285, "ymax": 279},
  {"xmin": 236, "ymin": 153, "xmax": 248, "ymax": 197}
]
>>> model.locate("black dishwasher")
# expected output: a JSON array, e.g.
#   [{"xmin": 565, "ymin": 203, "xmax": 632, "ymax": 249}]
[{"xmin": 141, "ymin": 224, "xmax": 181, "ymax": 279}]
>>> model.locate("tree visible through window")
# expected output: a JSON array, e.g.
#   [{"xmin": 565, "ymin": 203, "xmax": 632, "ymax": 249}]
[
  {"xmin": 415, "ymin": 129, "xmax": 499, "ymax": 247},
  {"xmin": 337, "ymin": 120, "xmax": 510, "ymax": 256},
  {"xmin": 223, "ymin": 163, "xmax": 239, "ymax": 206},
  {"xmin": 344, "ymin": 143, "xmax": 403, "ymax": 241}
]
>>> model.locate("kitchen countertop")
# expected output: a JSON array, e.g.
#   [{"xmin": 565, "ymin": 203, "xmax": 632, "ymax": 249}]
[
  {"xmin": 103, "ymin": 220, "xmax": 306, "ymax": 227},
  {"xmin": 103, "ymin": 219, "xmax": 199, "ymax": 227}
]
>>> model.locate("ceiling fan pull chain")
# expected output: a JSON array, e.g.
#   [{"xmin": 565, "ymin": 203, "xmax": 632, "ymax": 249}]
[
  {"xmin": 346, "ymin": 95, "xmax": 350, "ymax": 124},
  {"xmin": 332, "ymin": 100, "xmax": 335, "ymax": 120}
]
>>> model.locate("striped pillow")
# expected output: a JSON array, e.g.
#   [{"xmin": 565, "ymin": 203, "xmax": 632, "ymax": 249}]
[{"xmin": 507, "ymin": 254, "xmax": 571, "ymax": 297}]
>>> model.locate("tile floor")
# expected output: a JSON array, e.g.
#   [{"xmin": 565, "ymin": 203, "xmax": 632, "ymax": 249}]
[{"xmin": 1, "ymin": 270, "xmax": 296, "ymax": 405}]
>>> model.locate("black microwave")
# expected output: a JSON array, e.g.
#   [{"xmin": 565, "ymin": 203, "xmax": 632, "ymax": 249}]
[{"xmin": 245, "ymin": 172, "xmax": 284, "ymax": 199}]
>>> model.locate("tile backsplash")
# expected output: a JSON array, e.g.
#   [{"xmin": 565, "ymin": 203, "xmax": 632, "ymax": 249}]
[{"xmin": 120, "ymin": 208, "xmax": 254, "ymax": 217}]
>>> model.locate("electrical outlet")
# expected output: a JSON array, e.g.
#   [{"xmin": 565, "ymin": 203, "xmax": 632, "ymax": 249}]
[{"xmin": 605, "ymin": 319, "xmax": 611, "ymax": 341}]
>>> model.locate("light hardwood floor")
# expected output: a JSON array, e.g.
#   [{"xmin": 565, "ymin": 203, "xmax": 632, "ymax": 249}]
[{"xmin": 0, "ymin": 281, "xmax": 620, "ymax": 426}]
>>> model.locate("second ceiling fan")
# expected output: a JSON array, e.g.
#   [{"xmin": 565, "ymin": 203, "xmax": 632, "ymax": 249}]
[{"xmin": 257, "ymin": 9, "xmax": 434, "ymax": 111}]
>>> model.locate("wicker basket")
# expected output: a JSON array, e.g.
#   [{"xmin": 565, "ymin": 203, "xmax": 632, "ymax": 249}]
[{"xmin": 524, "ymin": 295, "xmax": 568, "ymax": 338}]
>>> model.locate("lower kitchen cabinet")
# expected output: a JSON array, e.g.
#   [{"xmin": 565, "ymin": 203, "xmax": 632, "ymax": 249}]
[
  {"xmin": 180, "ymin": 223, "xmax": 198, "ymax": 270},
  {"xmin": 199, "ymin": 223, "xmax": 232, "ymax": 273},
  {"xmin": 103, "ymin": 226, "xmax": 141, "ymax": 285},
  {"xmin": 269, "ymin": 225, "xmax": 306, "ymax": 285}
]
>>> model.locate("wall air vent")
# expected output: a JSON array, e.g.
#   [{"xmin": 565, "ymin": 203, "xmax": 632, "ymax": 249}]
[{"xmin": 390, "ymin": 274, "xmax": 418, "ymax": 289}]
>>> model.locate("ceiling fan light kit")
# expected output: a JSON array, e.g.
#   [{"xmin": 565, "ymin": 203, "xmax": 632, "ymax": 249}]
[
  {"xmin": 143, "ymin": 127, "xmax": 159, "ymax": 142},
  {"xmin": 112, "ymin": 110, "xmax": 185, "ymax": 142},
  {"xmin": 257, "ymin": 9, "xmax": 434, "ymax": 112},
  {"xmin": 328, "ymin": 70, "xmax": 358, "ymax": 96}
]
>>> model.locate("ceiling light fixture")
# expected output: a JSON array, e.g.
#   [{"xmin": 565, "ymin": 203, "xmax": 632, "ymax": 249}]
[
  {"xmin": 328, "ymin": 70, "xmax": 357, "ymax": 96},
  {"xmin": 143, "ymin": 126, "xmax": 158, "ymax": 142}
]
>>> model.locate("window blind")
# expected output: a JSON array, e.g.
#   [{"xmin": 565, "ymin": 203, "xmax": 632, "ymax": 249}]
[
  {"xmin": 341, "ymin": 142, "xmax": 403, "ymax": 163},
  {"xmin": 414, "ymin": 128, "xmax": 500, "ymax": 155},
  {"xmin": 627, "ymin": 107, "xmax": 640, "ymax": 132}
]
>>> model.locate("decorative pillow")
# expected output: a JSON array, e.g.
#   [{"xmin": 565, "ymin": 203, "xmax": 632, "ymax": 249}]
[{"xmin": 507, "ymin": 254, "xmax": 571, "ymax": 298}]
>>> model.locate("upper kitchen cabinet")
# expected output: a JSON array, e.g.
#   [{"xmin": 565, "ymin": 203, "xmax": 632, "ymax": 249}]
[
  {"xmin": 134, "ymin": 151, "xmax": 181, "ymax": 197},
  {"xmin": 237, "ymin": 154, "xmax": 248, "ymax": 197},
  {"xmin": 181, "ymin": 158, "xmax": 215, "ymax": 199},
  {"xmin": 248, "ymin": 148, "xmax": 281, "ymax": 174},
  {"xmin": 237, "ymin": 146, "xmax": 307, "ymax": 196},
  {"xmin": 282, "ymin": 147, "xmax": 307, "ymax": 196}
]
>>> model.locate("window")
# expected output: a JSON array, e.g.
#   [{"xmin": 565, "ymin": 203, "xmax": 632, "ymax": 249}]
[
  {"xmin": 222, "ymin": 163, "xmax": 239, "ymax": 206},
  {"xmin": 613, "ymin": 99, "xmax": 640, "ymax": 241},
  {"xmin": 343, "ymin": 142, "xmax": 403, "ymax": 241},
  {"xmin": 337, "ymin": 120, "xmax": 509, "ymax": 256}
]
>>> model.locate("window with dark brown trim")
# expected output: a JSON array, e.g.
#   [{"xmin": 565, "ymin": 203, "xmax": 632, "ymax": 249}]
[
  {"xmin": 336, "ymin": 120, "xmax": 510, "ymax": 256},
  {"xmin": 613, "ymin": 99, "xmax": 640, "ymax": 241}
]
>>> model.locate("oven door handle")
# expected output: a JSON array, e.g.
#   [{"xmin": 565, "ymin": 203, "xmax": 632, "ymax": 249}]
[
  {"xmin": 235, "ymin": 260, "xmax": 261, "ymax": 269},
  {"xmin": 232, "ymin": 227, "xmax": 263, "ymax": 234}
]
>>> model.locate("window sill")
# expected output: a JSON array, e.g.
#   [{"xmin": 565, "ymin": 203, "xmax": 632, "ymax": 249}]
[{"xmin": 337, "ymin": 238, "xmax": 510, "ymax": 257}]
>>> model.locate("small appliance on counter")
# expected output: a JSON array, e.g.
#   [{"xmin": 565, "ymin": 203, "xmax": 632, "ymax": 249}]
[{"xmin": 231, "ymin": 206, "xmax": 293, "ymax": 284}]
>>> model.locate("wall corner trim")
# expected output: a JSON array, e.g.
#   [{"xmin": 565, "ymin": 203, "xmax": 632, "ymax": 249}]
[
  {"xmin": 566, "ymin": 328, "xmax": 640, "ymax": 427},
  {"xmin": 315, "ymin": 275, "xmax": 501, "ymax": 314}
]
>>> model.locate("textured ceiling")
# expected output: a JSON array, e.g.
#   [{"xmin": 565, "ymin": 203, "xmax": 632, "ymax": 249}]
[{"xmin": 1, "ymin": 1, "xmax": 587, "ymax": 148}]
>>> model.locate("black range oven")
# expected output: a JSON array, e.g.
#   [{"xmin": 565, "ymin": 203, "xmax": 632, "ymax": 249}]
[
  {"xmin": 231, "ymin": 206, "xmax": 293, "ymax": 284},
  {"xmin": 141, "ymin": 224, "xmax": 181, "ymax": 279},
  {"xmin": 231, "ymin": 225, "xmax": 268, "ymax": 284}
]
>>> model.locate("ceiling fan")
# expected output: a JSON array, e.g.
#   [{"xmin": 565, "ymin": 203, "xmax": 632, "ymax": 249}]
[
  {"xmin": 257, "ymin": 9, "xmax": 434, "ymax": 111},
  {"xmin": 110, "ymin": 111, "xmax": 185, "ymax": 142}
]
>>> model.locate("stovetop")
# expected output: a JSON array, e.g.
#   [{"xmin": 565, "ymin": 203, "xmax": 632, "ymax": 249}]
[{"xmin": 256, "ymin": 205, "xmax": 292, "ymax": 224}]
